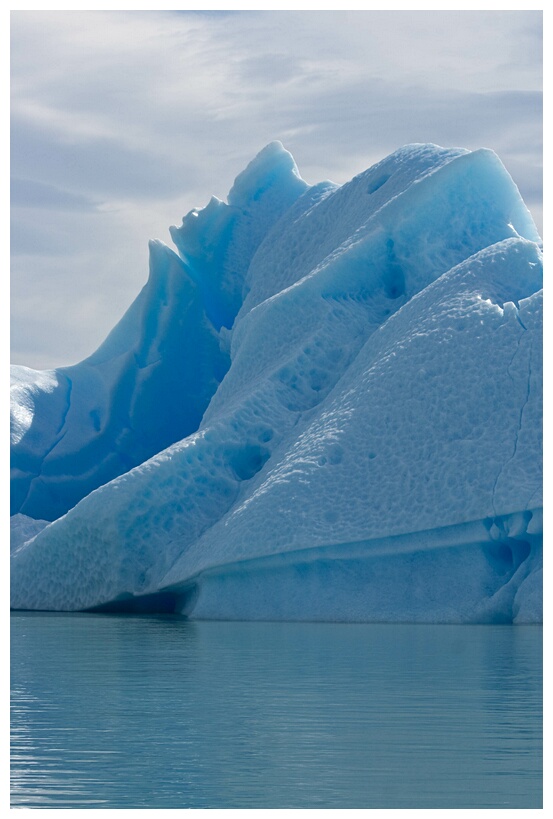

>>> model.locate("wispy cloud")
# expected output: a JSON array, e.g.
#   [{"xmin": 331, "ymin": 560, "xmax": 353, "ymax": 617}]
[{"xmin": 11, "ymin": 178, "xmax": 98, "ymax": 213}]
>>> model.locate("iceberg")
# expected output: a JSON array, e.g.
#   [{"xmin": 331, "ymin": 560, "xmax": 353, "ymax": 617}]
[{"xmin": 10, "ymin": 142, "xmax": 542, "ymax": 623}]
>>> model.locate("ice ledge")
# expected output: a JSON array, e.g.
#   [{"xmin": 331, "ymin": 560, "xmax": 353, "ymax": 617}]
[{"xmin": 155, "ymin": 508, "xmax": 542, "ymax": 623}]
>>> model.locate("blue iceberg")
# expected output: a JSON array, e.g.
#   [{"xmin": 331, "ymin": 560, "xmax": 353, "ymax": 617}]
[{"xmin": 10, "ymin": 142, "xmax": 542, "ymax": 622}]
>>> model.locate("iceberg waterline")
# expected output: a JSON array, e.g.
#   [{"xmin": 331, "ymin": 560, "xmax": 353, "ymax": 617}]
[{"xmin": 10, "ymin": 142, "xmax": 542, "ymax": 622}]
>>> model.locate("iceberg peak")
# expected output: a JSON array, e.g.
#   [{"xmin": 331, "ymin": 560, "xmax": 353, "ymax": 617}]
[
  {"xmin": 227, "ymin": 140, "xmax": 305, "ymax": 209},
  {"xmin": 169, "ymin": 142, "xmax": 308, "ymax": 331}
]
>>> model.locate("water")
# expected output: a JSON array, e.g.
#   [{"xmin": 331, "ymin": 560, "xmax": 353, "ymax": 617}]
[{"xmin": 11, "ymin": 613, "xmax": 542, "ymax": 809}]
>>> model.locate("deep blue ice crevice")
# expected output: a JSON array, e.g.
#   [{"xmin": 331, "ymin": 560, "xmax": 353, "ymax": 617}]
[{"xmin": 16, "ymin": 374, "xmax": 74, "ymax": 514}]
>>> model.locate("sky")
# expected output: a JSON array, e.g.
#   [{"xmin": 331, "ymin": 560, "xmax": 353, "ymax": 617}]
[{"xmin": 10, "ymin": 9, "xmax": 543, "ymax": 370}]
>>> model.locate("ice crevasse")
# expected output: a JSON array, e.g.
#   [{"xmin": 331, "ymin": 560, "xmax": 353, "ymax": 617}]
[{"xmin": 10, "ymin": 142, "xmax": 543, "ymax": 623}]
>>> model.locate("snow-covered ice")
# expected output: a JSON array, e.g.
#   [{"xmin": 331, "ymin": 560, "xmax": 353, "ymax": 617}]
[{"xmin": 10, "ymin": 142, "xmax": 542, "ymax": 622}]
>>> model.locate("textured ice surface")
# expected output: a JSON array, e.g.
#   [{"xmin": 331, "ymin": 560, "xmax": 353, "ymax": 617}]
[{"xmin": 10, "ymin": 143, "xmax": 542, "ymax": 622}]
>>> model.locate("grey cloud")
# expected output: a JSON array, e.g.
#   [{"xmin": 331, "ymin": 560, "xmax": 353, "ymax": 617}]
[
  {"xmin": 11, "ymin": 177, "xmax": 99, "ymax": 211},
  {"xmin": 236, "ymin": 53, "xmax": 307, "ymax": 85},
  {"xmin": 11, "ymin": 118, "xmax": 200, "ymax": 202},
  {"xmin": 11, "ymin": 216, "xmax": 72, "ymax": 257}
]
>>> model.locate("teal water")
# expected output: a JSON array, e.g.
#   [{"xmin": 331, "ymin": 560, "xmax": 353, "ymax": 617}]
[{"xmin": 11, "ymin": 614, "xmax": 542, "ymax": 808}]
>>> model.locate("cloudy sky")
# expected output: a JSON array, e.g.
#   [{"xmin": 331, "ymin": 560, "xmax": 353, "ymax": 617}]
[{"xmin": 11, "ymin": 9, "xmax": 542, "ymax": 369}]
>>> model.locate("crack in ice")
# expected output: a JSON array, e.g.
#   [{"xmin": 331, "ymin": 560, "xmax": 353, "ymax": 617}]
[{"xmin": 492, "ymin": 321, "xmax": 533, "ymax": 516}]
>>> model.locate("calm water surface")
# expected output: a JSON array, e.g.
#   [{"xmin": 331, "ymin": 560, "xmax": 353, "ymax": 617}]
[{"xmin": 11, "ymin": 613, "xmax": 542, "ymax": 808}]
